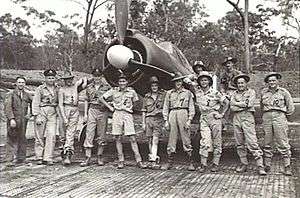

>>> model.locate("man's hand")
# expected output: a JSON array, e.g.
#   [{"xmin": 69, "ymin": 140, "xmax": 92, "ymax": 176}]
[
  {"xmin": 164, "ymin": 121, "xmax": 170, "ymax": 131},
  {"xmin": 214, "ymin": 112, "xmax": 223, "ymax": 119},
  {"xmin": 184, "ymin": 120, "xmax": 191, "ymax": 130},
  {"xmin": 25, "ymin": 113, "xmax": 32, "ymax": 120},
  {"xmin": 10, "ymin": 119, "xmax": 17, "ymax": 128},
  {"xmin": 35, "ymin": 115, "xmax": 43, "ymax": 125}
]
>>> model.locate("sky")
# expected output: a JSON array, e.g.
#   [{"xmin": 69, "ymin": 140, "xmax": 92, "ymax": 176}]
[{"xmin": 1, "ymin": 0, "xmax": 299, "ymax": 40}]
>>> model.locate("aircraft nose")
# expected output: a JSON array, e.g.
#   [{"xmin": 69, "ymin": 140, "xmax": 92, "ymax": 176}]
[{"xmin": 106, "ymin": 45, "xmax": 134, "ymax": 69}]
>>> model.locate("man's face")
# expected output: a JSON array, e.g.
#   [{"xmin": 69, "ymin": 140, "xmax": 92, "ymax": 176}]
[
  {"xmin": 174, "ymin": 80, "xmax": 183, "ymax": 89},
  {"xmin": 16, "ymin": 78, "xmax": 26, "ymax": 90},
  {"xmin": 64, "ymin": 78, "xmax": 74, "ymax": 86},
  {"xmin": 236, "ymin": 78, "xmax": 247, "ymax": 91},
  {"xmin": 151, "ymin": 83, "xmax": 159, "ymax": 93},
  {"xmin": 194, "ymin": 66, "xmax": 203, "ymax": 74},
  {"xmin": 267, "ymin": 76, "xmax": 278, "ymax": 89},
  {"xmin": 45, "ymin": 76, "xmax": 56, "ymax": 85},
  {"xmin": 118, "ymin": 78, "xmax": 128, "ymax": 89},
  {"xmin": 199, "ymin": 77, "xmax": 210, "ymax": 88},
  {"xmin": 225, "ymin": 61, "xmax": 234, "ymax": 72}
]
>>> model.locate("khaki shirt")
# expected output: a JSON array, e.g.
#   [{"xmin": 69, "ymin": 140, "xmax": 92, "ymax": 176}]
[
  {"xmin": 32, "ymin": 84, "xmax": 58, "ymax": 116},
  {"xmin": 260, "ymin": 86, "xmax": 294, "ymax": 115},
  {"xmin": 195, "ymin": 87, "xmax": 225, "ymax": 114},
  {"xmin": 102, "ymin": 87, "xmax": 139, "ymax": 113},
  {"xmin": 163, "ymin": 88, "xmax": 195, "ymax": 121},
  {"xmin": 59, "ymin": 85, "xmax": 79, "ymax": 106},
  {"xmin": 141, "ymin": 90, "xmax": 165, "ymax": 117},
  {"xmin": 86, "ymin": 82, "xmax": 111, "ymax": 110},
  {"xmin": 219, "ymin": 69, "xmax": 241, "ymax": 90},
  {"xmin": 230, "ymin": 88, "xmax": 256, "ymax": 112}
]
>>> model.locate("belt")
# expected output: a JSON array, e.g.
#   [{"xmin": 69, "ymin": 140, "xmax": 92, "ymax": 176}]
[
  {"xmin": 40, "ymin": 104, "xmax": 57, "ymax": 107},
  {"xmin": 63, "ymin": 103, "xmax": 78, "ymax": 107},
  {"xmin": 89, "ymin": 103, "xmax": 107, "ymax": 110},
  {"xmin": 264, "ymin": 109, "xmax": 286, "ymax": 114},
  {"xmin": 170, "ymin": 107, "xmax": 188, "ymax": 111}
]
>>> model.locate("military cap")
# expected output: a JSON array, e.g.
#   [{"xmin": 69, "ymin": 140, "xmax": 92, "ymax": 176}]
[
  {"xmin": 91, "ymin": 68, "xmax": 103, "ymax": 77},
  {"xmin": 222, "ymin": 56, "xmax": 237, "ymax": 66},
  {"xmin": 192, "ymin": 60, "xmax": 206, "ymax": 72},
  {"xmin": 171, "ymin": 72, "xmax": 185, "ymax": 82},
  {"xmin": 44, "ymin": 69, "xmax": 57, "ymax": 76},
  {"xmin": 149, "ymin": 76, "xmax": 159, "ymax": 83},
  {"xmin": 197, "ymin": 71, "xmax": 213, "ymax": 86},
  {"xmin": 118, "ymin": 73, "xmax": 127, "ymax": 80},
  {"xmin": 264, "ymin": 72, "xmax": 282, "ymax": 83},
  {"xmin": 16, "ymin": 76, "xmax": 26, "ymax": 82},
  {"xmin": 61, "ymin": 71, "xmax": 74, "ymax": 79},
  {"xmin": 233, "ymin": 74, "xmax": 250, "ymax": 85}
]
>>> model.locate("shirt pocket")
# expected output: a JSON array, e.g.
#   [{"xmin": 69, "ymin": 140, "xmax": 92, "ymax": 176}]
[{"xmin": 273, "ymin": 94, "xmax": 284, "ymax": 107}]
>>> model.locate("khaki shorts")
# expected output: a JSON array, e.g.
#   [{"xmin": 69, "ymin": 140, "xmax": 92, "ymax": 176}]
[
  {"xmin": 145, "ymin": 116, "xmax": 163, "ymax": 137},
  {"xmin": 112, "ymin": 110, "xmax": 135, "ymax": 136}
]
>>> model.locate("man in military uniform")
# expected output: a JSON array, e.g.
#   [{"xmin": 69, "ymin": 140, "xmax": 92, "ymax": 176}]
[
  {"xmin": 80, "ymin": 68, "xmax": 111, "ymax": 167},
  {"xmin": 141, "ymin": 76, "xmax": 165, "ymax": 169},
  {"xmin": 4, "ymin": 76, "xmax": 32, "ymax": 166},
  {"xmin": 230, "ymin": 74, "xmax": 266, "ymax": 175},
  {"xmin": 219, "ymin": 57, "xmax": 241, "ymax": 96},
  {"xmin": 195, "ymin": 71, "xmax": 229, "ymax": 172},
  {"xmin": 100, "ymin": 73, "xmax": 146, "ymax": 169},
  {"xmin": 261, "ymin": 72, "xmax": 294, "ymax": 176},
  {"xmin": 58, "ymin": 72, "xmax": 86, "ymax": 165},
  {"xmin": 162, "ymin": 72, "xmax": 196, "ymax": 171},
  {"xmin": 32, "ymin": 69, "xmax": 58, "ymax": 165}
]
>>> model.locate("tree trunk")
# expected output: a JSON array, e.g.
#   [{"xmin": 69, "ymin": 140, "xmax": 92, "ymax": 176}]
[{"xmin": 244, "ymin": 0, "xmax": 250, "ymax": 73}]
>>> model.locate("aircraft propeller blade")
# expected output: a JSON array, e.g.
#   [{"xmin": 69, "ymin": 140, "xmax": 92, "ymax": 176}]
[
  {"xmin": 115, "ymin": 0, "xmax": 131, "ymax": 44},
  {"xmin": 129, "ymin": 59, "xmax": 175, "ymax": 77}
]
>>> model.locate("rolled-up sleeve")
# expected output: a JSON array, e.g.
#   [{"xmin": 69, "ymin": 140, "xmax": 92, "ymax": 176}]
[
  {"xmin": 32, "ymin": 88, "xmax": 41, "ymax": 116},
  {"xmin": 188, "ymin": 92, "xmax": 195, "ymax": 121},
  {"xmin": 284, "ymin": 89, "xmax": 295, "ymax": 116},
  {"xmin": 162, "ymin": 91, "xmax": 170, "ymax": 121}
]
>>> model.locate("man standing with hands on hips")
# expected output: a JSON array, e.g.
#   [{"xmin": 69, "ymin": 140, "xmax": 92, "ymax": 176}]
[{"xmin": 261, "ymin": 72, "xmax": 294, "ymax": 176}]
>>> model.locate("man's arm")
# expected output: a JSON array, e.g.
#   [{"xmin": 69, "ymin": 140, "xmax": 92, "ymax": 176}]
[
  {"xmin": 284, "ymin": 89, "xmax": 295, "ymax": 116},
  {"xmin": 58, "ymin": 89, "xmax": 67, "ymax": 123},
  {"xmin": 188, "ymin": 92, "xmax": 195, "ymax": 121},
  {"xmin": 4, "ymin": 92, "xmax": 15, "ymax": 120},
  {"xmin": 32, "ymin": 88, "xmax": 41, "ymax": 116},
  {"xmin": 162, "ymin": 91, "xmax": 170, "ymax": 122},
  {"xmin": 99, "ymin": 89, "xmax": 114, "ymax": 112}
]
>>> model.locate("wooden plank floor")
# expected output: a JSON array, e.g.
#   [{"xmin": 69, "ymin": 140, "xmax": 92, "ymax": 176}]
[{"xmin": 0, "ymin": 152, "xmax": 298, "ymax": 198}]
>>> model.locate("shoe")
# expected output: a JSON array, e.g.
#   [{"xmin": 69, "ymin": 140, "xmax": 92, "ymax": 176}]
[
  {"xmin": 47, "ymin": 161, "xmax": 54, "ymax": 166},
  {"xmin": 265, "ymin": 166, "xmax": 271, "ymax": 173},
  {"xmin": 137, "ymin": 162, "xmax": 147, "ymax": 169},
  {"xmin": 117, "ymin": 161, "xmax": 124, "ymax": 169},
  {"xmin": 236, "ymin": 164, "xmax": 247, "ymax": 173},
  {"xmin": 188, "ymin": 163, "xmax": 196, "ymax": 171},
  {"xmin": 97, "ymin": 156, "xmax": 104, "ymax": 166},
  {"xmin": 161, "ymin": 162, "xmax": 173, "ymax": 170},
  {"xmin": 197, "ymin": 165, "xmax": 207, "ymax": 173},
  {"xmin": 211, "ymin": 164, "xmax": 220, "ymax": 172},
  {"xmin": 149, "ymin": 162, "xmax": 161, "ymax": 170},
  {"xmin": 6, "ymin": 161, "xmax": 17, "ymax": 167},
  {"xmin": 37, "ymin": 160, "xmax": 43, "ymax": 165},
  {"xmin": 80, "ymin": 157, "xmax": 91, "ymax": 167},
  {"xmin": 258, "ymin": 166, "xmax": 267, "ymax": 176},
  {"xmin": 284, "ymin": 166, "xmax": 292, "ymax": 176},
  {"xmin": 63, "ymin": 153, "xmax": 71, "ymax": 166}
]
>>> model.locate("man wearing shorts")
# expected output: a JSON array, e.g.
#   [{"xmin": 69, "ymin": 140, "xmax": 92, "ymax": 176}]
[
  {"xmin": 141, "ymin": 76, "xmax": 165, "ymax": 169},
  {"xmin": 100, "ymin": 73, "xmax": 146, "ymax": 169}
]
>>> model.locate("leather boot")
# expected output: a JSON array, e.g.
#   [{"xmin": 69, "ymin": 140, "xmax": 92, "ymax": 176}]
[
  {"xmin": 63, "ymin": 151, "xmax": 72, "ymax": 166},
  {"xmin": 187, "ymin": 152, "xmax": 195, "ymax": 171},
  {"xmin": 284, "ymin": 165, "xmax": 292, "ymax": 176},
  {"xmin": 236, "ymin": 164, "xmax": 248, "ymax": 173},
  {"xmin": 80, "ymin": 148, "xmax": 92, "ymax": 167},
  {"xmin": 258, "ymin": 166, "xmax": 267, "ymax": 176},
  {"xmin": 97, "ymin": 155, "xmax": 104, "ymax": 166},
  {"xmin": 161, "ymin": 153, "xmax": 174, "ymax": 170}
]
